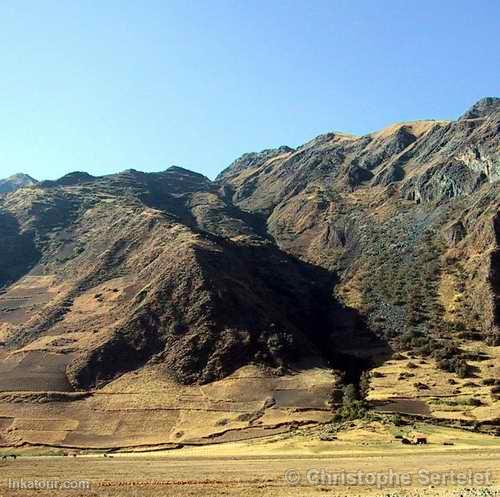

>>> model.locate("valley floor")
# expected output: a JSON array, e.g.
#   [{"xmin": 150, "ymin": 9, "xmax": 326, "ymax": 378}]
[{"xmin": 1, "ymin": 428, "xmax": 499, "ymax": 497}]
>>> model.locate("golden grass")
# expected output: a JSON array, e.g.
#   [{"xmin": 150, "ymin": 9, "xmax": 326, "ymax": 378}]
[
  {"xmin": 0, "ymin": 429, "xmax": 498, "ymax": 497},
  {"xmin": 371, "ymin": 120, "xmax": 449, "ymax": 140}
]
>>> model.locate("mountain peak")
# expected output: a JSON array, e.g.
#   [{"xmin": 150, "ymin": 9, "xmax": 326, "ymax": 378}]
[
  {"xmin": 40, "ymin": 171, "xmax": 97, "ymax": 187},
  {"xmin": 0, "ymin": 173, "xmax": 38, "ymax": 194},
  {"xmin": 166, "ymin": 165, "xmax": 207, "ymax": 177},
  {"xmin": 7, "ymin": 172, "xmax": 36, "ymax": 180},
  {"xmin": 460, "ymin": 96, "xmax": 500, "ymax": 120}
]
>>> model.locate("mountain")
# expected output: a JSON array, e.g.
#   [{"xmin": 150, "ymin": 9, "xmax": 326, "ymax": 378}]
[
  {"xmin": 218, "ymin": 98, "xmax": 500, "ymax": 351},
  {"xmin": 0, "ymin": 173, "xmax": 38, "ymax": 194},
  {"xmin": 1, "ymin": 165, "xmax": 376, "ymax": 392},
  {"xmin": 460, "ymin": 96, "xmax": 500, "ymax": 120},
  {"xmin": 0, "ymin": 98, "xmax": 498, "ymax": 449}
]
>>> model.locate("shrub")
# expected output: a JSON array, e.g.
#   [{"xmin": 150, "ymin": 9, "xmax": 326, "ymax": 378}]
[
  {"xmin": 416, "ymin": 342, "xmax": 433, "ymax": 357},
  {"xmin": 437, "ymin": 357, "xmax": 472, "ymax": 377},
  {"xmin": 457, "ymin": 363, "xmax": 472, "ymax": 378},
  {"xmin": 392, "ymin": 414, "xmax": 404, "ymax": 427}
]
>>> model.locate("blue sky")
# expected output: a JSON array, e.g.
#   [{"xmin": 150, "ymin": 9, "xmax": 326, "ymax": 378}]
[{"xmin": 0, "ymin": 0, "xmax": 498, "ymax": 180}]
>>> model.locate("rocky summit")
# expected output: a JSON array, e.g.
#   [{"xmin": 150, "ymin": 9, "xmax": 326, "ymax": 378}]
[
  {"xmin": 0, "ymin": 98, "xmax": 498, "ymax": 449},
  {"xmin": 0, "ymin": 173, "xmax": 38, "ymax": 194}
]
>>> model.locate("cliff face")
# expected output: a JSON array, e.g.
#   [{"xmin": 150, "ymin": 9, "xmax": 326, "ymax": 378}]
[{"xmin": 0, "ymin": 98, "xmax": 498, "ymax": 395}]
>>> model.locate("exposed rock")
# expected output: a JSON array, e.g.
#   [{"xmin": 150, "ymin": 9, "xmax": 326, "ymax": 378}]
[
  {"xmin": 0, "ymin": 173, "xmax": 38, "ymax": 194},
  {"xmin": 401, "ymin": 161, "xmax": 487, "ymax": 203},
  {"xmin": 459, "ymin": 97, "xmax": 500, "ymax": 120},
  {"xmin": 443, "ymin": 221, "xmax": 466, "ymax": 245}
]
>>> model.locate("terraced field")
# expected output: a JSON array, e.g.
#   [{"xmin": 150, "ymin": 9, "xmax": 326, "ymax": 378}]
[{"xmin": 0, "ymin": 364, "xmax": 335, "ymax": 449}]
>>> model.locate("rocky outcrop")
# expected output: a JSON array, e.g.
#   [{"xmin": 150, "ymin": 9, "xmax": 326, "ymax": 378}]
[
  {"xmin": 443, "ymin": 221, "xmax": 466, "ymax": 246},
  {"xmin": 0, "ymin": 173, "xmax": 38, "ymax": 194},
  {"xmin": 401, "ymin": 161, "xmax": 487, "ymax": 203},
  {"xmin": 459, "ymin": 97, "xmax": 500, "ymax": 120}
]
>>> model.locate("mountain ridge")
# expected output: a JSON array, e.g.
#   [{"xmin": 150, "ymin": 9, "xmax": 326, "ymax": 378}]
[
  {"xmin": 0, "ymin": 97, "xmax": 498, "ymax": 449},
  {"xmin": 4, "ymin": 97, "xmax": 498, "ymax": 190},
  {"xmin": 0, "ymin": 96, "xmax": 498, "ymax": 386}
]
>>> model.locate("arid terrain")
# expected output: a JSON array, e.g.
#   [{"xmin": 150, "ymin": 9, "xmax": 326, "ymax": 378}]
[
  {"xmin": 0, "ymin": 97, "xmax": 499, "ymax": 495},
  {"xmin": 1, "ymin": 424, "xmax": 499, "ymax": 496}
]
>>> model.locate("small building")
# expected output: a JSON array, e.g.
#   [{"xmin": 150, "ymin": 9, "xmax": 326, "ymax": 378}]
[{"xmin": 411, "ymin": 432, "xmax": 427, "ymax": 444}]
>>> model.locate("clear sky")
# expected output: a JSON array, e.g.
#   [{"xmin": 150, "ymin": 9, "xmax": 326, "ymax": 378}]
[{"xmin": 0, "ymin": 0, "xmax": 498, "ymax": 180}]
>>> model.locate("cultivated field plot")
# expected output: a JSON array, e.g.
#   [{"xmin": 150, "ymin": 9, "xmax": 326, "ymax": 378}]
[
  {"xmin": 368, "ymin": 347, "xmax": 500, "ymax": 422},
  {"xmin": 0, "ymin": 365, "xmax": 335, "ymax": 448},
  {"xmin": 0, "ymin": 351, "xmax": 74, "ymax": 392},
  {"xmin": 0, "ymin": 276, "xmax": 55, "ymax": 326}
]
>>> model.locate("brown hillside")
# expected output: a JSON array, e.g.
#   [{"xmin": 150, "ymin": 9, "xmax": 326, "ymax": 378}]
[{"xmin": 0, "ymin": 98, "xmax": 498, "ymax": 448}]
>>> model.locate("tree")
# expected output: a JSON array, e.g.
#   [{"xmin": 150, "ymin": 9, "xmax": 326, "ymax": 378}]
[
  {"xmin": 342, "ymin": 384, "xmax": 358, "ymax": 405},
  {"xmin": 359, "ymin": 371, "xmax": 370, "ymax": 400},
  {"xmin": 331, "ymin": 382, "xmax": 369, "ymax": 423}
]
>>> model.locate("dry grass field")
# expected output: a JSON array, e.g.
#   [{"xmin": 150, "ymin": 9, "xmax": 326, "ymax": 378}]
[{"xmin": 0, "ymin": 423, "xmax": 499, "ymax": 497}]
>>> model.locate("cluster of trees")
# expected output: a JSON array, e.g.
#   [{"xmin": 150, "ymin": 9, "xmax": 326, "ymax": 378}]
[
  {"xmin": 398, "ymin": 328, "xmax": 473, "ymax": 377},
  {"xmin": 433, "ymin": 345, "xmax": 472, "ymax": 378},
  {"xmin": 331, "ymin": 371, "xmax": 371, "ymax": 422}
]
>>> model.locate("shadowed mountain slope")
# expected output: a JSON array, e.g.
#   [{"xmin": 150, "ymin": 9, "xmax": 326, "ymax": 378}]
[
  {"xmin": 0, "ymin": 167, "xmax": 375, "ymax": 393},
  {"xmin": 0, "ymin": 99, "xmax": 498, "ymax": 449}
]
